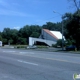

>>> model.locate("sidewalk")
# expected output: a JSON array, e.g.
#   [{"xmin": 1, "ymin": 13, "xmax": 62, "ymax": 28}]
[{"xmin": 1, "ymin": 46, "xmax": 80, "ymax": 54}]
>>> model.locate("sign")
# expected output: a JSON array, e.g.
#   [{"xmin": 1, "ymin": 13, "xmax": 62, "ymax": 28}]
[
  {"xmin": 73, "ymin": 74, "xmax": 80, "ymax": 80},
  {"xmin": 0, "ymin": 41, "xmax": 2, "ymax": 46}
]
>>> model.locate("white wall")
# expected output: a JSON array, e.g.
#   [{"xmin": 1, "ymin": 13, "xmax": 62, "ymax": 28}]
[
  {"xmin": 29, "ymin": 37, "xmax": 56, "ymax": 46},
  {"xmin": 0, "ymin": 41, "xmax": 2, "ymax": 46}
]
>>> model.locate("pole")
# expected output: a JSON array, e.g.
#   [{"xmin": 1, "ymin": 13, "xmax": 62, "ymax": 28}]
[
  {"xmin": 53, "ymin": 11, "xmax": 64, "ymax": 50},
  {"xmin": 62, "ymin": 17, "xmax": 64, "ymax": 51}
]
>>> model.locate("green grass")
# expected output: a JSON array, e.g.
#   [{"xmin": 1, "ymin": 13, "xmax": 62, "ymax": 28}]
[
  {"xmin": 37, "ymin": 45, "xmax": 49, "ymax": 48},
  {"xmin": 13, "ymin": 45, "xmax": 48, "ymax": 49},
  {"xmin": 13, "ymin": 45, "xmax": 27, "ymax": 49}
]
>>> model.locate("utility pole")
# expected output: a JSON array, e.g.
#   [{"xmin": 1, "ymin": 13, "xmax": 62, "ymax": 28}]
[
  {"xmin": 62, "ymin": 17, "xmax": 64, "ymax": 51},
  {"xmin": 53, "ymin": 11, "xmax": 64, "ymax": 50}
]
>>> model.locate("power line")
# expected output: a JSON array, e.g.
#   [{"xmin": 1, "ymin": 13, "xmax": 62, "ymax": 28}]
[
  {"xmin": 35, "ymin": 15, "xmax": 62, "ymax": 24},
  {"xmin": 43, "ymin": 15, "xmax": 62, "ymax": 21}
]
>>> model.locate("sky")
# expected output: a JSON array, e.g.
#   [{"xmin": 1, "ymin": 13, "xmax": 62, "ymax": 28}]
[{"xmin": 0, "ymin": 0, "xmax": 75, "ymax": 31}]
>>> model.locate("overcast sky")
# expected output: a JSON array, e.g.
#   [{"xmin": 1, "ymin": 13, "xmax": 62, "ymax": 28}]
[{"xmin": 0, "ymin": 0, "xmax": 75, "ymax": 31}]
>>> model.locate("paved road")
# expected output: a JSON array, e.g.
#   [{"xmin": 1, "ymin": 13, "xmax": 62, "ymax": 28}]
[{"xmin": 0, "ymin": 48, "xmax": 80, "ymax": 80}]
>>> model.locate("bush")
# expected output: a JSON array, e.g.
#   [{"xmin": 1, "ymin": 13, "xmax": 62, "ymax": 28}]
[
  {"xmin": 15, "ymin": 45, "xmax": 27, "ymax": 49},
  {"xmin": 52, "ymin": 44, "xmax": 57, "ymax": 48},
  {"xmin": 0, "ymin": 35, "xmax": 2, "ymax": 41},
  {"xmin": 37, "ymin": 45, "xmax": 48, "ymax": 48},
  {"xmin": 56, "ymin": 39, "xmax": 62, "ymax": 47},
  {"xmin": 17, "ymin": 37, "xmax": 27, "ymax": 45}
]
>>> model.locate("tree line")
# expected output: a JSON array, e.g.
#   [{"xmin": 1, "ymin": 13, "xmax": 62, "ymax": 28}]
[{"xmin": 0, "ymin": 22, "xmax": 62, "ymax": 45}]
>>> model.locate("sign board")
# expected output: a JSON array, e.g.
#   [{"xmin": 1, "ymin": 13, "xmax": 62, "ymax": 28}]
[
  {"xmin": 73, "ymin": 74, "xmax": 80, "ymax": 80},
  {"xmin": 0, "ymin": 41, "xmax": 2, "ymax": 46}
]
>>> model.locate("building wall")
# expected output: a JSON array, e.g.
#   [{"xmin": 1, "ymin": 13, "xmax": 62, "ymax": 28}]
[
  {"xmin": 39, "ymin": 29, "xmax": 57, "ymax": 42},
  {"xmin": 29, "ymin": 37, "xmax": 56, "ymax": 46}
]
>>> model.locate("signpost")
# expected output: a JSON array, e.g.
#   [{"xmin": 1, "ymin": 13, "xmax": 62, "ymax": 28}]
[
  {"xmin": 73, "ymin": 74, "xmax": 80, "ymax": 80},
  {"xmin": 0, "ymin": 41, "xmax": 2, "ymax": 46}
]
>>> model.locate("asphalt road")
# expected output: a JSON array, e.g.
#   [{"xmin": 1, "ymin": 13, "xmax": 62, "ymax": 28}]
[{"xmin": 0, "ymin": 48, "xmax": 80, "ymax": 80}]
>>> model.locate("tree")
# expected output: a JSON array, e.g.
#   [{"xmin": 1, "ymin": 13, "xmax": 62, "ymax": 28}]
[
  {"xmin": 63, "ymin": 10, "xmax": 80, "ymax": 50},
  {"xmin": 17, "ymin": 37, "xmax": 27, "ymax": 45},
  {"xmin": 0, "ymin": 35, "xmax": 2, "ymax": 41},
  {"xmin": 68, "ymin": 0, "xmax": 80, "ymax": 11},
  {"xmin": 30, "ymin": 32, "xmax": 40, "ymax": 38},
  {"xmin": 2, "ymin": 28, "xmax": 18, "ymax": 44},
  {"xmin": 3, "ymin": 39, "xmax": 7, "ymax": 44},
  {"xmin": 19, "ymin": 25, "xmax": 30, "ymax": 38},
  {"xmin": 42, "ymin": 22, "xmax": 62, "ymax": 32},
  {"xmin": 2, "ymin": 28, "xmax": 11, "ymax": 40},
  {"xmin": 10, "ymin": 29, "xmax": 18, "ymax": 44},
  {"xmin": 18, "ymin": 25, "xmax": 41, "ymax": 44},
  {"xmin": 9, "ymin": 39, "xmax": 13, "ymax": 44},
  {"xmin": 42, "ymin": 22, "xmax": 56, "ymax": 30},
  {"xmin": 29, "ymin": 25, "xmax": 41, "ymax": 38},
  {"xmin": 56, "ymin": 39, "xmax": 62, "ymax": 47}
]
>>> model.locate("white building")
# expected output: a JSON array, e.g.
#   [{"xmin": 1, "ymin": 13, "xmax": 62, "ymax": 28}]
[
  {"xmin": 29, "ymin": 29, "xmax": 64, "ymax": 46},
  {"xmin": 39, "ymin": 29, "xmax": 63, "ymax": 41}
]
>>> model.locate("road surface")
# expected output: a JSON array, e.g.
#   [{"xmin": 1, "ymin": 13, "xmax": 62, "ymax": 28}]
[{"xmin": 0, "ymin": 48, "xmax": 80, "ymax": 80}]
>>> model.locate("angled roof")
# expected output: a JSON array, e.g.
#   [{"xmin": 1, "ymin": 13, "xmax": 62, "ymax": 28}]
[
  {"xmin": 43, "ymin": 29, "xmax": 62, "ymax": 39},
  {"xmin": 50, "ymin": 31, "xmax": 62, "ymax": 39},
  {"xmin": 43, "ymin": 29, "xmax": 58, "ymax": 40}
]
